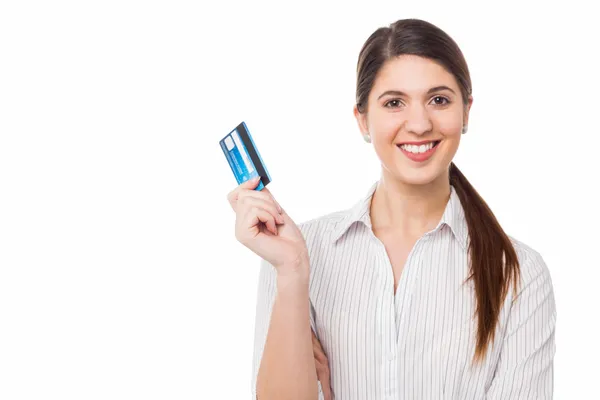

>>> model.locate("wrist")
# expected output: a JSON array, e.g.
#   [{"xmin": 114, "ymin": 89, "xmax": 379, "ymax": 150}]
[
  {"xmin": 276, "ymin": 252, "xmax": 310, "ymax": 286},
  {"xmin": 275, "ymin": 250, "xmax": 309, "ymax": 277}
]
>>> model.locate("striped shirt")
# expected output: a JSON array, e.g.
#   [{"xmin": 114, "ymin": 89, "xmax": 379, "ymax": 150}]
[{"xmin": 251, "ymin": 181, "xmax": 556, "ymax": 399}]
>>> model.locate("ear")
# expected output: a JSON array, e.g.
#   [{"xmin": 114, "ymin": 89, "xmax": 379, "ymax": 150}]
[
  {"xmin": 463, "ymin": 95, "xmax": 474, "ymax": 127},
  {"xmin": 353, "ymin": 104, "xmax": 369, "ymax": 137}
]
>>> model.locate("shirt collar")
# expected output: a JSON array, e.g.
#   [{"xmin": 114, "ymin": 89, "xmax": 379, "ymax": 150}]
[{"xmin": 330, "ymin": 180, "xmax": 469, "ymax": 250}]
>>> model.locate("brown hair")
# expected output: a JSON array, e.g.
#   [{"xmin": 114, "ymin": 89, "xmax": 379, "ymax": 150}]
[{"xmin": 355, "ymin": 18, "xmax": 521, "ymax": 363}]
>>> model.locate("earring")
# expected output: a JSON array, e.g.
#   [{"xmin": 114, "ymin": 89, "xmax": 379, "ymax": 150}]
[
  {"xmin": 363, "ymin": 133, "xmax": 371, "ymax": 143},
  {"xmin": 462, "ymin": 125, "xmax": 468, "ymax": 134}
]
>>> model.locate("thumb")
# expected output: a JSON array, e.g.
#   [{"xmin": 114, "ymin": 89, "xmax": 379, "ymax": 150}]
[{"xmin": 241, "ymin": 175, "xmax": 262, "ymax": 189}]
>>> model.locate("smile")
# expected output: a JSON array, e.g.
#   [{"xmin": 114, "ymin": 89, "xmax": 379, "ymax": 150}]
[{"xmin": 396, "ymin": 140, "xmax": 441, "ymax": 162}]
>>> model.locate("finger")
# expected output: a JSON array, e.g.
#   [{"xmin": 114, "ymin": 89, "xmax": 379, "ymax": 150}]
[
  {"xmin": 234, "ymin": 196, "xmax": 285, "ymax": 224},
  {"xmin": 237, "ymin": 188, "xmax": 279, "ymax": 207},
  {"xmin": 311, "ymin": 329, "xmax": 320, "ymax": 347},
  {"xmin": 240, "ymin": 186, "xmax": 280, "ymax": 209},
  {"xmin": 241, "ymin": 175, "xmax": 262, "ymax": 189},
  {"xmin": 237, "ymin": 207, "xmax": 277, "ymax": 238},
  {"xmin": 321, "ymin": 375, "xmax": 333, "ymax": 400},
  {"xmin": 315, "ymin": 360, "xmax": 332, "ymax": 400},
  {"xmin": 237, "ymin": 197, "xmax": 284, "ymax": 225},
  {"xmin": 312, "ymin": 332, "xmax": 328, "ymax": 363},
  {"xmin": 261, "ymin": 187, "xmax": 283, "ymax": 213},
  {"xmin": 242, "ymin": 206, "xmax": 279, "ymax": 236},
  {"xmin": 227, "ymin": 176, "xmax": 262, "ymax": 209},
  {"xmin": 310, "ymin": 332, "xmax": 332, "ymax": 400}
]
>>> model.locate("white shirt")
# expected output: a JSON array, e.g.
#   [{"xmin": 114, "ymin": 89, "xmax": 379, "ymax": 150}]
[{"xmin": 251, "ymin": 181, "xmax": 556, "ymax": 399}]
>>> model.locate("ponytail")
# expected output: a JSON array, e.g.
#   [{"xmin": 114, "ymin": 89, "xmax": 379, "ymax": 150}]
[{"xmin": 449, "ymin": 162, "xmax": 521, "ymax": 363}]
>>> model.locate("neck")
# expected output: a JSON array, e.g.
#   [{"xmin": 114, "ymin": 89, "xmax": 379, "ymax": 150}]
[{"xmin": 370, "ymin": 169, "xmax": 451, "ymax": 237}]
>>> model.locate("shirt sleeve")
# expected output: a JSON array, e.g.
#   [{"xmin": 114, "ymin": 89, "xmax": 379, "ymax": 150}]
[
  {"xmin": 250, "ymin": 257, "xmax": 322, "ymax": 399},
  {"xmin": 485, "ymin": 250, "xmax": 557, "ymax": 399}
]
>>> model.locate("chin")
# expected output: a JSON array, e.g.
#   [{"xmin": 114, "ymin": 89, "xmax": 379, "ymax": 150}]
[{"xmin": 391, "ymin": 167, "xmax": 446, "ymax": 186}]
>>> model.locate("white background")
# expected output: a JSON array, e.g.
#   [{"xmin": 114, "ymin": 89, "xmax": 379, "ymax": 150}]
[{"xmin": 1, "ymin": 1, "xmax": 598, "ymax": 399}]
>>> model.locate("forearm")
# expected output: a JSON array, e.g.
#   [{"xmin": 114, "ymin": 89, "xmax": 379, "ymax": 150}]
[{"xmin": 256, "ymin": 259, "xmax": 319, "ymax": 400}]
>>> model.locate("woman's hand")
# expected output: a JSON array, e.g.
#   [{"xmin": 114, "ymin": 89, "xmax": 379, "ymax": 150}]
[
  {"xmin": 228, "ymin": 176, "xmax": 309, "ymax": 275},
  {"xmin": 312, "ymin": 329, "xmax": 332, "ymax": 400}
]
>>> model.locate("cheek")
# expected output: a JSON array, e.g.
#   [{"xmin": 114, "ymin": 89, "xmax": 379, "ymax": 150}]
[
  {"xmin": 369, "ymin": 109, "xmax": 402, "ymax": 141},
  {"xmin": 436, "ymin": 116, "xmax": 463, "ymax": 137}
]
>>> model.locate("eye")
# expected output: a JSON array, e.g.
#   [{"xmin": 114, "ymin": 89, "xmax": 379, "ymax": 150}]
[
  {"xmin": 384, "ymin": 96, "xmax": 451, "ymax": 109},
  {"xmin": 384, "ymin": 99, "xmax": 403, "ymax": 108},
  {"xmin": 430, "ymin": 96, "xmax": 451, "ymax": 106}
]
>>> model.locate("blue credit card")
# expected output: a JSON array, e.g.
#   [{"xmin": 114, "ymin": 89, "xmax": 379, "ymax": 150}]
[{"xmin": 219, "ymin": 121, "xmax": 271, "ymax": 191}]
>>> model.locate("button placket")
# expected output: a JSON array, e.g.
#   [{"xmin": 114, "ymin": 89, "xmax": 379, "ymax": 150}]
[
  {"xmin": 388, "ymin": 348, "xmax": 396, "ymax": 361},
  {"xmin": 371, "ymin": 233, "xmax": 398, "ymax": 398}
]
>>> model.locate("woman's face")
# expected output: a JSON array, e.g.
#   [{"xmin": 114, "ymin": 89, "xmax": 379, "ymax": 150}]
[{"xmin": 354, "ymin": 55, "xmax": 473, "ymax": 186}]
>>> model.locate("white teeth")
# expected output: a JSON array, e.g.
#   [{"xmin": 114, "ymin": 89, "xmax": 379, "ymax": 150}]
[{"xmin": 400, "ymin": 141, "xmax": 436, "ymax": 154}]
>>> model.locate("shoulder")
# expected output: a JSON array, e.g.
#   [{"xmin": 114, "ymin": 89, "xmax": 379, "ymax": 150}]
[
  {"xmin": 507, "ymin": 235, "xmax": 554, "ymax": 295},
  {"xmin": 296, "ymin": 209, "xmax": 349, "ymax": 248},
  {"xmin": 501, "ymin": 236, "xmax": 557, "ymax": 339}
]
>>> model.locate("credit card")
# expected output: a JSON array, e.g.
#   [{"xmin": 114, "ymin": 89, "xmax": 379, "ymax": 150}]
[{"xmin": 219, "ymin": 121, "xmax": 271, "ymax": 191}]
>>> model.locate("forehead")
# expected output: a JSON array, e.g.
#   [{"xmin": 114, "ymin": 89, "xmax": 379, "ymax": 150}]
[{"xmin": 371, "ymin": 55, "xmax": 457, "ymax": 96}]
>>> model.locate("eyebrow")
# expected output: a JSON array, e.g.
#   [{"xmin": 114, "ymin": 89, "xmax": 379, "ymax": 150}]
[{"xmin": 377, "ymin": 85, "xmax": 456, "ymax": 100}]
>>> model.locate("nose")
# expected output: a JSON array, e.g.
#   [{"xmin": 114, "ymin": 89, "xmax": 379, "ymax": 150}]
[{"xmin": 403, "ymin": 104, "xmax": 433, "ymax": 135}]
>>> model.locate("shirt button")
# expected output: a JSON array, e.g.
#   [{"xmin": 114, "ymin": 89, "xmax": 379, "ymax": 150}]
[{"xmin": 388, "ymin": 351, "xmax": 396, "ymax": 361}]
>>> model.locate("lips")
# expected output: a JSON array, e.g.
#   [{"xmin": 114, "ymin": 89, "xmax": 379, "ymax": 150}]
[
  {"xmin": 397, "ymin": 140, "xmax": 441, "ymax": 147},
  {"xmin": 396, "ymin": 140, "xmax": 441, "ymax": 162}
]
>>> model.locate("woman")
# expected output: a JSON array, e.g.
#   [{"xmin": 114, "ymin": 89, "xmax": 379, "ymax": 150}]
[{"xmin": 229, "ymin": 18, "xmax": 556, "ymax": 399}]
